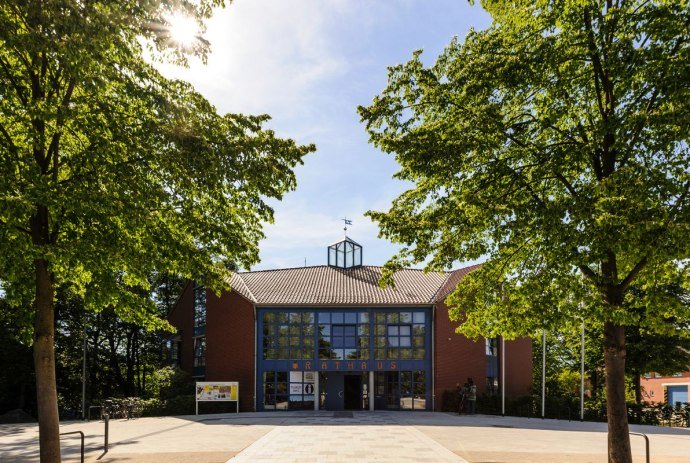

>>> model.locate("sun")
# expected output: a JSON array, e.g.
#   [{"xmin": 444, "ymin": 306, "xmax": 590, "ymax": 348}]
[{"xmin": 167, "ymin": 13, "xmax": 199, "ymax": 48}]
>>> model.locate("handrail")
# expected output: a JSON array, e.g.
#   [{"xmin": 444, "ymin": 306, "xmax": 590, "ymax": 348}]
[
  {"xmin": 629, "ymin": 432, "xmax": 650, "ymax": 463},
  {"xmin": 59, "ymin": 430, "xmax": 84, "ymax": 463}
]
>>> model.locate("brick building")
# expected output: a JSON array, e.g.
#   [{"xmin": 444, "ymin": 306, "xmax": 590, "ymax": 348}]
[
  {"xmin": 641, "ymin": 372, "xmax": 690, "ymax": 406},
  {"xmin": 167, "ymin": 236, "xmax": 532, "ymax": 412}
]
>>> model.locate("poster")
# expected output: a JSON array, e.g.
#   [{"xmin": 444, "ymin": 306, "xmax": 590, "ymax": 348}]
[{"xmin": 195, "ymin": 382, "xmax": 238, "ymax": 402}]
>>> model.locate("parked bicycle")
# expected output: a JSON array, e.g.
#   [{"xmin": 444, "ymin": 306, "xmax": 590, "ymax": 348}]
[{"xmin": 100, "ymin": 397, "xmax": 143, "ymax": 420}]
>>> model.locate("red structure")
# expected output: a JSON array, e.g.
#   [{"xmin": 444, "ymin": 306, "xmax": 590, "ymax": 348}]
[
  {"xmin": 167, "ymin": 237, "xmax": 532, "ymax": 412},
  {"xmin": 640, "ymin": 372, "xmax": 690, "ymax": 406}
]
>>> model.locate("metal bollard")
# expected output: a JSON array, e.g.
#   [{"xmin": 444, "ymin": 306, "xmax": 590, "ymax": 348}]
[{"xmin": 104, "ymin": 413, "xmax": 109, "ymax": 452}]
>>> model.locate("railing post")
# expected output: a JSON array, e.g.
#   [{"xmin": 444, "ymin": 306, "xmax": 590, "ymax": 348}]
[
  {"xmin": 629, "ymin": 432, "xmax": 650, "ymax": 463},
  {"xmin": 59, "ymin": 430, "xmax": 85, "ymax": 463},
  {"xmin": 104, "ymin": 413, "xmax": 109, "ymax": 452}
]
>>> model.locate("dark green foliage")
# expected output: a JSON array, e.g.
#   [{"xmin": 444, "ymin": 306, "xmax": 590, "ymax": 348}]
[
  {"xmin": 0, "ymin": 316, "xmax": 35, "ymax": 417},
  {"xmin": 359, "ymin": 2, "xmax": 690, "ymax": 460}
]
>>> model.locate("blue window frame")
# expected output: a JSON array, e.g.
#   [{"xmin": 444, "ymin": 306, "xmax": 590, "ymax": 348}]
[
  {"xmin": 193, "ymin": 285, "xmax": 206, "ymax": 336},
  {"xmin": 256, "ymin": 308, "xmax": 432, "ymax": 411},
  {"xmin": 387, "ymin": 325, "xmax": 412, "ymax": 347}
]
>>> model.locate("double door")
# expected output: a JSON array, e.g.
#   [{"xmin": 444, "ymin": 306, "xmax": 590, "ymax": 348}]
[{"xmin": 323, "ymin": 372, "xmax": 366, "ymax": 410}]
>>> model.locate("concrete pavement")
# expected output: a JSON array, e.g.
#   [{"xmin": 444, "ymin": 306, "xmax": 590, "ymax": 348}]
[{"xmin": 1, "ymin": 411, "xmax": 689, "ymax": 463}]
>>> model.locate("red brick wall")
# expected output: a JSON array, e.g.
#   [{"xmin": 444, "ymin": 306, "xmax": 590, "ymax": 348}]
[
  {"xmin": 205, "ymin": 290, "xmax": 256, "ymax": 412},
  {"xmin": 167, "ymin": 282, "xmax": 195, "ymax": 373},
  {"xmin": 641, "ymin": 372, "xmax": 690, "ymax": 404},
  {"xmin": 504, "ymin": 337, "xmax": 533, "ymax": 398},
  {"xmin": 434, "ymin": 302, "xmax": 486, "ymax": 410},
  {"xmin": 433, "ymin": 302, "xmax": 532, "ymax": 410}
]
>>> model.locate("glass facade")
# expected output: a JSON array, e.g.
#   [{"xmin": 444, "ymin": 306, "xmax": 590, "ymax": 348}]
[
  {"xmin": 257, "ymin": 307, "xmax": 431, "ymax": 411},
  {"xmin": 193, "ymin": 337, "xmax": 206, "ymax": 367},
  {"xmin": 193, "ymin": 285, "xmax": 206, "ymax": 377},
  {"xmin": 486, "ymin": 337, "xmax": 499, "ymax": 395},
  {"xmin": 193, "ymin": 285, "xmax": 206, "ymax": 336}
]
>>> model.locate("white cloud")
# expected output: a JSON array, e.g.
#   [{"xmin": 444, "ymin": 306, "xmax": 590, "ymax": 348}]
[
  {"xmin": 155, "ymin": 0, "xmax": 354, "ymax": 120},
  {"xmin": 260, "ymin": 202, "xmax": 379, "ymax": 252}
]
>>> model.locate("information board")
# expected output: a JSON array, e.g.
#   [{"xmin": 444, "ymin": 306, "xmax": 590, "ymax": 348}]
[{"xmin": 195, "ymin": 381, "xmax": 239, "ymax": 415}]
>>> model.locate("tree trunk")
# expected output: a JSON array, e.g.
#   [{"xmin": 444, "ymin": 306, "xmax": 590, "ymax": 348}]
[
  {"xmin": 33, "ymin": 257, "xmax": 61, "ymax": 463},
  {"xmin": 603, "ymin": 322, "xmax": 632, "ymax": 463}
]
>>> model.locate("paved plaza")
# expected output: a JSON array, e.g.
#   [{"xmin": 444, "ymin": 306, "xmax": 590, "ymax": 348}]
[{"xmin": 1, "ymin": 411, "xmax": 690, "ymax": 463}]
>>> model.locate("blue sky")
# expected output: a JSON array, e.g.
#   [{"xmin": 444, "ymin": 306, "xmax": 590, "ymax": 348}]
[{"xmin": 157, "ymin": 0, "xmax": 491, "ymax": 270}]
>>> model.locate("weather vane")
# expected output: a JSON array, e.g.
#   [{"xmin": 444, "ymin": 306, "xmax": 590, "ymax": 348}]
[{"xmin": 342, "ymin": 217, "xmax": 352, "ymax": 234}]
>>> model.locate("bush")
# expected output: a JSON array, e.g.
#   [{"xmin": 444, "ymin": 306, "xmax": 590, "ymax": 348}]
[
  {"xmin": 140, "ymin": 398, "xmax": 165, "ymax": 417},
  {"xmin": 165, "ymin": 395, "xmax": 195, "ymax": 415},
  {"xmin": 140, "ymin": 395, "xmax": 195, "ymax": 417},
  {"xmin": 155, "ymin": 367, "xmax": 194, "ymax": 401},
  {"xmin": 441, "ymin": 389, "xmax": 459, "ymax": 412}
]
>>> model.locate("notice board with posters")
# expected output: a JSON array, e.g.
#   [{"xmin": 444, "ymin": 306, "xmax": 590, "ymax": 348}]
[{"xmin": 195, "ymin": 381, "xmax": 239, "ymax": 415}]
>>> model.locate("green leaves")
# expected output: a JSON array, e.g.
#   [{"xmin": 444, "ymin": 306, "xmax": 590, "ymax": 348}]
[
  {"xmin": 0, "ymin": 0, "xmax": 314, "ymax": 332},
  {"xmin": 360, "ymin": 0, "xmax": 690, "ymax": 337}
]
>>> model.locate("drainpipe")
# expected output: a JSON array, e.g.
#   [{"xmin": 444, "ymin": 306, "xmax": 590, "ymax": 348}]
[
  {"xmin": 431, "ymin": 304, "xmax": 435, "ymax": 411},
  {"xmin": 253, "ymin": 303, "xmax": 257, "ymax": 412}
]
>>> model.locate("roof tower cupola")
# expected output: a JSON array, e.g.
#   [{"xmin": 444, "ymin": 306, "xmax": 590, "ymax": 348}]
[{"xmin": 328, "ymin": 218, "xmax": 362, "ymax": 269}]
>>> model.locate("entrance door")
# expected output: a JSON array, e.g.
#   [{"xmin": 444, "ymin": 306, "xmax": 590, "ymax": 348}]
[
  {"xmin": 324, "ymin": 373, "xmax": 344, "ymax": 410},
  {"xmin": 344, "ymin": 374, "xmax": 361, "ymax": 410}
]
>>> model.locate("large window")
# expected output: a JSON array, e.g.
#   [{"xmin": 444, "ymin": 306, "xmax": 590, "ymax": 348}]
[
  {"xmin": 193, "ymin": 285, "xmax": 206, "ymax": 336},
  {"xmin": 263, "ymin": 312, "xmax": 314, "ymax": 360},
  {"xmin": 163, "ymin": 338, "xmax": 181, "ymax": 368},
  {"xmin": 318, "ymin": 312, "xmax": 369, "ymax": 360},
  {"xmin": 263, "ymin": 371, "xmax": 288, "ymax": 410},
  {"xmin": 374, "ymin": 312, "xmax": 425, "ymax": 360},
  {"xmin": 288, "ymin": 371, "xmax": 316, "ymax": 410},
  {"xmin": 260, "ymin": 309, "xmax": 427, "ymax": 362},
  {"xmin": 193, "ymin": 337, "xmax": 206, "ymax": 368},
  {"xmin": 387, "ymin": 325, "xmax": 411, "ymax": 347},
  {"xmin": 486, "ymin": 337, "xmax": 499, "ymax": 395},
  {"xmin": 376, "ymin": 370, "xmax": 426, "ymax": 410}
]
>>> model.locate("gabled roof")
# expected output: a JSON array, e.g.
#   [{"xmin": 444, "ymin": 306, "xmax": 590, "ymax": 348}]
[{"xmin": 226, "ymin": 264, "xmax": 480, "ymax": 306}]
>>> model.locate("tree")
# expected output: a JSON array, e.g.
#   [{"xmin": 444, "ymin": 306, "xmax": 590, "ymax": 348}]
[
  {"xmin": 358, "ymin": 1, "xmax": 690, "ymax": 462},
  {"xmin": 625, "ymin": 285, "xmax": 690, "ymax": 407},
  {"xmin": 0, "ymin": 1, "xmax": 314, "ymax": 461}
]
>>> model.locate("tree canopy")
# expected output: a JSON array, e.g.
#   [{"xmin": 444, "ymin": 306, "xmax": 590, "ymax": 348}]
[
  {"xmin": 359, "ymin": 1, "xmax": 690, "ymax": 462},
  {"xmin": 0, "ymin": 1, "xmax": 314, "ymax": 461}
]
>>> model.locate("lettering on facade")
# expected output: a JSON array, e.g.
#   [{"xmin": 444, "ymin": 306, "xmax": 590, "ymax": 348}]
[{"xmin": 272, "ymin": 360, "xmax": 413, "ymax": 372}]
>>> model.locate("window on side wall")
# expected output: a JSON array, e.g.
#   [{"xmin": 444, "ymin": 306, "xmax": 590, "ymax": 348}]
[
  {"xmin": 193, "ymin": 284, "xmax": 206, "ymax": 336},
  {"xmin": 193, "ymin": 337, "xmax": 206, "ymax": 367}
]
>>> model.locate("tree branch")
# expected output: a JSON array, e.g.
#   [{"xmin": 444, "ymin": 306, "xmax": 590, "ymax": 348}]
[
  {"xmin": 618, "ymin": 256, "xmax": 648, "ymax": 293},
  {"xmin": 0, "ymin": 122, "xmax": 18, "ymax": 155}
]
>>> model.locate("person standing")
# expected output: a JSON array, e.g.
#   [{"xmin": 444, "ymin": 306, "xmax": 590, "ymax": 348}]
[{"xmin": 466, "ymin": 377, "xmax": 477, "ymax": 415}]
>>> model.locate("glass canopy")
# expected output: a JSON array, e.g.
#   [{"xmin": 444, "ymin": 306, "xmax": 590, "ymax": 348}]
[{"xmin": 328, "ymin": 236, "xmax": 362, "ymax": 269}]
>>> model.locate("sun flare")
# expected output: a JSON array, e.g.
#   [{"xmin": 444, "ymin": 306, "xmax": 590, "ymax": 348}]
[{"xmin": 167, "ymin": 13, "xmax": 199, "ymax": 47}]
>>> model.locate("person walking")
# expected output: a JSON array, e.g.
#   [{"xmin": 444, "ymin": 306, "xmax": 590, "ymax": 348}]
[{"xmin": 466, "ymin": 377, "xmax": 477, "ymax": 415}]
